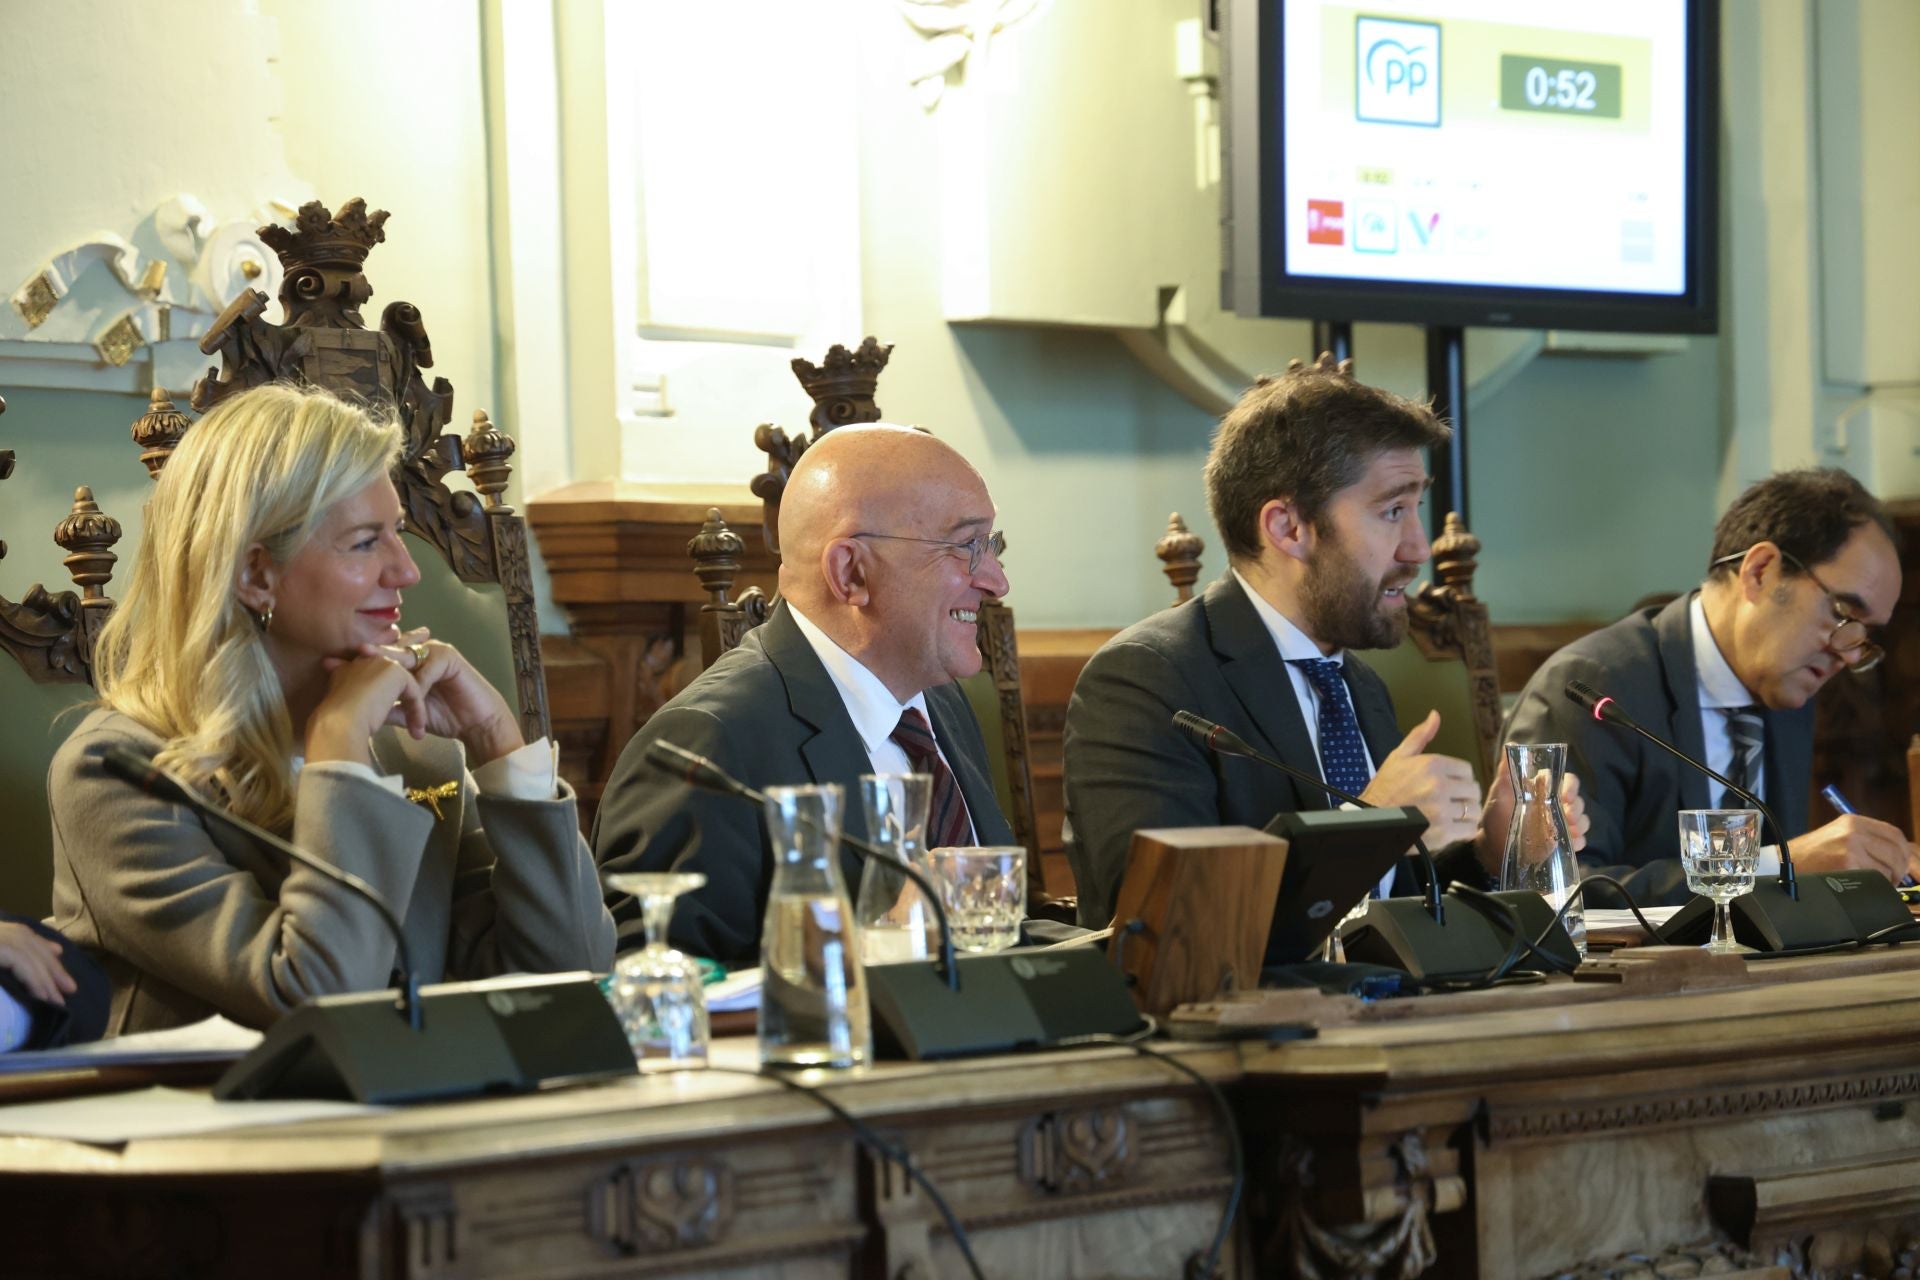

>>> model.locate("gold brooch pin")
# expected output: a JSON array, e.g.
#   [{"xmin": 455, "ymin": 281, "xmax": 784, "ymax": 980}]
[{"xmin": 405, "ymin": 780, "xmax": 460, "ymax": 820}]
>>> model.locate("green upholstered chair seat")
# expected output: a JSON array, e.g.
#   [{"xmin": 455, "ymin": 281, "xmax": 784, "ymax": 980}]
[
  {"xmin": 399, "ymin": 529, "xmax": 522, "ymax": 725},
  {"xmin": 2, "ymin": 668, "xmax": 96, "ymax": 918},
  {"xmin": 1363, "ymin": 638, "xmax": 1489, "ymax": 788}
]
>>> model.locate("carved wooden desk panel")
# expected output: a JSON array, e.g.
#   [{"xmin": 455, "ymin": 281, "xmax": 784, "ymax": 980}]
[
  {"xmin": 0, "ymin": 1040, "xmax": 1243, "ymax": 1280},
  {"xmin": 1233, "ymin": 954, "xmax": 1920, "ymax": 1279}
]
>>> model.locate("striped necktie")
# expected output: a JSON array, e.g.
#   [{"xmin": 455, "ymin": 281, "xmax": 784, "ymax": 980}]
[
  {"xmin": 1721, "ymin": 706, "xmax": 1764, "ymax": 808},
  {"xmin": 891, "ymin": 708, "xmax": 972, "ymax": 850}
]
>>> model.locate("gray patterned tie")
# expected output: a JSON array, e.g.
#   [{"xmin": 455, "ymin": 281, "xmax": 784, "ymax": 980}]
[{"xmin": 1721, "ymin": 706, "xmax": 1764, "ymax": 809}]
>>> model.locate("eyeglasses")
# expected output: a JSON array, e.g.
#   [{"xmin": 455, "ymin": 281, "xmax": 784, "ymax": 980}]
[
  {"xmin": 1710, "ymin": 546, "xmax": 1886, "ymax": 672},
  {"xmin": 850, "ymin": 529, "xmax": 1007, "ymax": 575}
]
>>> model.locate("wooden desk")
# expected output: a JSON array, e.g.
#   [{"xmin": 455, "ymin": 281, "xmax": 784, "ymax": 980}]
[
  {"xmin": 11, "ymin": 951, "xmax": 1920, "ymax": 1279},
  {"xmin": 0, "ymin": 1039, "xmax": 1243, "ymax": 1280}
]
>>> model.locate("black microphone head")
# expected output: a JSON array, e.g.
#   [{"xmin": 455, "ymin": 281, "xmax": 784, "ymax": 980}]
[
  {"xmin": 1565, "ymin": 679, "xmax": 1634, "ymax": 727},
  {"xmin": 100, "ymin": 745, "xmax": 192, "ymax": 805},
  {"xmin": 643, "ymin": 740, "xmax": 743, "ymax": 796},
  {"xmin": 1172, "ymin": 710, "xmax": 1255, "ymax": 759}
]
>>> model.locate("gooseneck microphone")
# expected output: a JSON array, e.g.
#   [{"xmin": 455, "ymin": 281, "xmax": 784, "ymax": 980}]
[
  {"xmin": 101, "ymin": 744, "xmax": 424, "ymax": 1029},
  {"xmin": 1172, "ymin": 710, "xmax": 1446, "ymax": 923},
  {"xmin": 643, "ymin": 739, "xmax": 961, "ymax": 991},
  {"xmin": 1564, "ymin": 679, "xmax": 1798, "ymax": 898}
]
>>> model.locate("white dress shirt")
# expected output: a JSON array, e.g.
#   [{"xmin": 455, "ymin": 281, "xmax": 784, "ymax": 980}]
[
  {"xmin": 787, "ymin": 604, "xmax": 976, "ymax": 841},
  {"xmin": 1233, "ymin": 571, "xmax": 1394, "ymax": 898},
  {"xmin": 1690, "ymin": 594, "xmax": 1781, "ymax": 874},
  {"xmin": 300, "ymin": 736, "xmax": 559, "ymax": 800}
]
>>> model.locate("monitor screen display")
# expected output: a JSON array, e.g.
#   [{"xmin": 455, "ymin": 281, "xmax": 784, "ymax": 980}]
[{"xmin": 1224, "ymin": 0, "xmax": 1719, "ymax": 332}]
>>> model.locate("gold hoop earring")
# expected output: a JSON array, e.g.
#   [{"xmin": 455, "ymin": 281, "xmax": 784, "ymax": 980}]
[{"xmin": 251, "ymin": 602, "xmax": 274, "ymax": 632}]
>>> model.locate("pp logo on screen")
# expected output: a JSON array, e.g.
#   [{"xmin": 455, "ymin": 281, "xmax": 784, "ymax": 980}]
[{"xmin": 1356, "ymin": 17, "xmax": 1441, "ymax": 127}]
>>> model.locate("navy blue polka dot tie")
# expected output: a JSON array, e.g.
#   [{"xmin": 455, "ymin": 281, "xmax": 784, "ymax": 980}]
[{"xmin": 1287, "ymin": 658, "xmax": 1373, "ymax": 801}]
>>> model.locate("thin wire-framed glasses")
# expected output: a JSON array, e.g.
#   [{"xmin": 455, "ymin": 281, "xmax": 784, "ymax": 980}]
[
  {"xmin": 1709, "ymin": 546, "xmax": 1885, "ymax": 672},
  {"xmin": 851, "ymin": 529, "xmax": 1006, "ymax": 575}
]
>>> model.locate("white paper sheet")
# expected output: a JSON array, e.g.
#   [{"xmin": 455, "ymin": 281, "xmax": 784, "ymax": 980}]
[
  {"xmin": 0, "ymin": 1085, "xmax": 383, "ymax": 1144},
  {"xmin": 0, "ymin": 1014, "xmax": 261, "ymax": 1075},
  {"xmin": 1583, "ymin": 906, "xmax": 1683, "ymax": 932},
  {"xmin": 706, "ymin": 968, "xmax": 761, "ymax": 1013}
]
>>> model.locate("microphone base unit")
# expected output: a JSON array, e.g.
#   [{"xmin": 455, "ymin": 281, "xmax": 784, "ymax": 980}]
[
  {"xmin": 1662, "ymin": 870, "xmax": 1906, "ymax": 951},
  {"xmin": 1340, "ymin": 890, "xmax": 1581, "ymax": 982},
  {"xmin": 866, "ymin": 947, "xmax": 1146, "ymax": 1060},
  {"xmin": 215, "ymin": 972, "xmax": 637, "ymax": 1105}
]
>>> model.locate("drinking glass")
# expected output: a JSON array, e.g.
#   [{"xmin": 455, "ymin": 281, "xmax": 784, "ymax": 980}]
[
  {"xmin": 926, "ymin": 846, "xmax": 1026, "ymax": 953},
  {"xmin": 1678, "ymin": 808, "xmax": 1760, "ymax": 955},
  {"xmin": 601, "ymin": 871, "xmax": 710, "ymax": 1071},
  {"xmin": 760, "ymin": 783, "xmax": 872, "ymax": 1069},
  {"xmin": 854, "ymin": 773, "xmax": 937, "ymax": 965}
]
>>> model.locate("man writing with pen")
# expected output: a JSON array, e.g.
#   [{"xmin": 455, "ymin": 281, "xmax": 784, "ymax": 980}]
[{"xmin": 1506, "ymin": 468, "xmax": 1918, "ymax": 906}]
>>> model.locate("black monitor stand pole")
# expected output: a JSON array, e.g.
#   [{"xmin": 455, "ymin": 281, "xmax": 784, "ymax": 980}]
[
  {"xmin": 1425, "ymin": 324, "xmax": 1468, "ymax": 540},
  {"xmin": 1312, "ymin": 319, "xmax": 1353, "ymax": 366}
]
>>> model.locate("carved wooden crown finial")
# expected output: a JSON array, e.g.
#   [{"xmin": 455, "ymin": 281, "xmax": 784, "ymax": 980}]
[
  {"xmin": 688, "ymin": 509, "xmax": 746, "ymax": 605},
  {"xmin": 463, "ymin": 409, "xmax": 516, "ymax": 508},
  {"xmin": 131, "ymin": 387, "xmax": 192, "ymax": 480},
  {"xmin": 258, "ymin": 197, "xmax": 390, "ymax": 271},
  {"xmin": 55, "ymin": 487, "xmax": 121, "ymax": 604},
  {"xmin": 1155, "ymin": 512, "xmax": 1205, "ymax": 605},
  {"xmin": 1429, "ymin": 511, "xmax": 1480, "ymax": 597},
  {"xmin": 789, "ymin": 336, "xmax": 893, "ymax": 434}
]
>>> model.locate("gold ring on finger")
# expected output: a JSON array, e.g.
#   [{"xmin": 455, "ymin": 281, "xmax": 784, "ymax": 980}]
[{"xmin": 408, "ymin": 642, "xmax": 429, "ymax": 665}]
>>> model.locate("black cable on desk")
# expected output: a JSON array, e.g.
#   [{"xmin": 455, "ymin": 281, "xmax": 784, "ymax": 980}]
[
  {"xmin": 1071, "ymin": 1018, "xmax": 1244, "ymax": 1280},
  {"xmin": 689, "ymin": 1064, "xmax": 987, "ymax": 1280}
]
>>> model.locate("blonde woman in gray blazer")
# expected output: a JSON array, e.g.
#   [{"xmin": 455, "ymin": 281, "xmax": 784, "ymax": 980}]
[{"xmin": 48, "ymin": 384, "xmax": 615, "ymax": 1035}]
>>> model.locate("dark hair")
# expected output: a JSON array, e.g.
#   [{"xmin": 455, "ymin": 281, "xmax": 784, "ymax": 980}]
[
  {"xmin": 1203, "ymin": 354, "xmax": 1451, "ymax": 562},
  {"xmin": 1706, "ymin": 467, "xmax": 1896, "ymax": 579}
]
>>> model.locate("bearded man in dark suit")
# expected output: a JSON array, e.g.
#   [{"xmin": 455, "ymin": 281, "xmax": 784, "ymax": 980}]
[
  {"xmin": 1064, "ymin": 356, "xmax": 1587, "ymax": 929},
  {"xmin": 594, "ymin": 425, "xmax": 1015, "ymax": 967}
]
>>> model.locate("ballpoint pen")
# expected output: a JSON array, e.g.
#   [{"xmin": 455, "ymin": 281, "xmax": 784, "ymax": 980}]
[{"xmin": 1825, "ymin": 783, "xmax": 1918, "ymax": 889}]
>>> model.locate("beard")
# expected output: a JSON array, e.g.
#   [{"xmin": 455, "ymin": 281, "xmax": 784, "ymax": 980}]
[{"xmin": 1300, "ymin": 529, "xmax": 1415, "ymax": 651}]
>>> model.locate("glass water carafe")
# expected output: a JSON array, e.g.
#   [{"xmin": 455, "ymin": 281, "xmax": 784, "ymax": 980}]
[
  {"xmin": 854, "ymin": 773, "xmax": 936, "ymax": 965},
  {"xmin": 1499, "ymin": 742, "xmax": 1586, "ymax": 958},
  {"xmin": 759, "ymin": 783, "xmax": 872, "ymax": 1069}
]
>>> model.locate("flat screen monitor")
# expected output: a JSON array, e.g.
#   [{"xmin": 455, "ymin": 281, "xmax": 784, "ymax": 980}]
[{"xmin": 1223, "ymin": 0, "xmax": 1719, "ymax": 333}]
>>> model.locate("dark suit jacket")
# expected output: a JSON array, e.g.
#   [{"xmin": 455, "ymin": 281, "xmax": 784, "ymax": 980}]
[
  {"xmin": 1063, "ymin": 574, "xmax": 1485, "ymax": 929},
  {"xmin": 593, "ymin": 602, "xmax": 1015, "ymax": 968},
  {"xmin": 1, "ymin": 913, "xmax": 108, "ymax": 1050},
  {"xmin": 1502, "ymin": 593, "xmax": 1814, "ymax": 907}
]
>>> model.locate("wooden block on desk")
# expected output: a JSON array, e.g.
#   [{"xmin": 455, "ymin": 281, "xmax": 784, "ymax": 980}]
[{"xmin": 1108, "ymin": 825, "xmax": 1287, "ymax": 1018}]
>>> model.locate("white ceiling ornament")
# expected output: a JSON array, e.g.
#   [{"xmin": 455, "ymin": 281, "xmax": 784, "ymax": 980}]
[
  {"xmin": 894, "ymin": 0, "xmax": 1051, "ymax": 110},
  {"xmin": 1, "ymin": 196, "xmax": 292, "ymax": 392}
]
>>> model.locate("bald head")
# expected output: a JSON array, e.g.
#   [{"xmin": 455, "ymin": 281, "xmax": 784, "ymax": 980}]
[
  {"xmin": 776, "ymin": 424, "xmax": 1010, "ymax": 700},
  {"xmin": 780, "ymin": 426, "xmax": 977, "ymax": 594}
]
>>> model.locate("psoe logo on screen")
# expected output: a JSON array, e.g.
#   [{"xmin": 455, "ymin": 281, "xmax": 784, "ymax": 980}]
[
  {"xmin": 1306, "ymin": 199, "xmax": 1346, "ymax": 245},
  {"xmin": 1356, "ymin": 17, "xmax": 1441, "ymax": 127}
]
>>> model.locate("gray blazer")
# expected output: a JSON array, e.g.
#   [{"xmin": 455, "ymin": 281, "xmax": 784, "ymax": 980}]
[
  {"xmin": 592, "ymin": 601, "xmax": 1014, "ymax": 969},
  {"xmin": 48, "ymin": 707, "xmax": 616, "ymax": 1035},
  {"xmin": 1502, "ymin": 593, "xmax": 1815, "ymax": 906},
  {"xmin": 1063, "ymin": 575, "xmax": 1485, "ymax": 929}
]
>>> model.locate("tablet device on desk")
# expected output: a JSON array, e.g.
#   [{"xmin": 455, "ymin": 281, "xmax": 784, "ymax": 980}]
[{"xmin": 1260, "ymin": 807, "xmax": 1428, "ymax": 963}]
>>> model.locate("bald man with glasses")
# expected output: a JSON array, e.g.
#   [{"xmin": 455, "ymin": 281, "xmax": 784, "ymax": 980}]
[
  {"xmin": 1505, "ymin": 468, "xmax": 1915, "ymax": 906},
  {"xmin": 593, "ymin": 425, "xmax": 1016, "ymax": 967}
]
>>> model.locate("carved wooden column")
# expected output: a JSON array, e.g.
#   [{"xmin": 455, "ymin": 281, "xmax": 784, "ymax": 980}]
[
  {"xmin": 526, "ymin": 483, "xmax": 778, "ymax": 811},
  {"xmin": 0, "ymin": 391, "xmax": 121, "ymax": 682},
  {"xmin": 1156, "ymin": 512, "xmax": 1206, "ymax": 606}
]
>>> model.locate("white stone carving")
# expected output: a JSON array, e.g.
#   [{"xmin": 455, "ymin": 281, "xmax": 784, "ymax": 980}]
[
  {"xmin": 894, "ymin": 0, "xmax": 1051, "ymax": 109},
  {"xmin": 0, "ymin": 195, "xmax": 292, "ymax": 392}
]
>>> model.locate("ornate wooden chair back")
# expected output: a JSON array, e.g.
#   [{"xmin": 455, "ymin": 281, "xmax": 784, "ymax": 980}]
[
  {"xmin": 690, "ymin": 338, "xmax": 1052, "ymax": 912},
  {"xmin": 181, "ymin": 198, "xmax": 548, "ymax": 746},
  {"xmin": 1362, "ymin": 512, "xmax": 1502, "ymax": 784},
  {"xmin": 0, "ymin": 393, "xmax": 124, "ymax": 916}
]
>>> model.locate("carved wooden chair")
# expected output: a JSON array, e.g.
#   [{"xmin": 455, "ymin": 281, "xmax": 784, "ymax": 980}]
[
  {"xmin": 0, "ymin": 392, "xmax": 124, "ymax": 916},
  {"xmin": 182, "ymin": 198, "xmax": 548, "ymax": 748},
  {"xmin": 690, "ymin": 339, "xmax": 1060, "ymax": 916}
]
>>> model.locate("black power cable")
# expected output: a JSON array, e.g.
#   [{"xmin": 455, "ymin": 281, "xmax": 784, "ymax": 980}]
[{"xmin": 688, "ymin": 1064, "xmax": 987, "ymax": 1280}]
